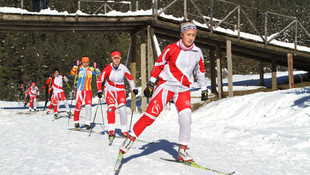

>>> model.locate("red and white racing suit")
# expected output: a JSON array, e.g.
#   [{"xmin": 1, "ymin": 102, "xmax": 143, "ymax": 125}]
[
  {"xmin": 47, "ymin": 74, "xmax": 70, "ymax": 114},
  {"xmin": 133, "ymin": 40, "xmax": 207, "ymax": 146},
  {"xmin": 97, "ymin": 63, "xmax": 136, "ymax": 133},
  {"xmin": 27, "ymin": 86, "xmax": 40, "ymax": 111}
]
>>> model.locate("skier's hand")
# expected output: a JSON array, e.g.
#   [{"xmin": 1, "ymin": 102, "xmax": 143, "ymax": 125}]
[
  {"xmin": 98, "ymin": 91, "xmax": 103, "ymax": 98},
  {"xmin": 201, "ymin": 90, "xmax": 208, "ymax": 101},
  {"xmin": 144, "ymin": 81, "xmax": 154, "ymax": 98},
  {"xmin": 133, "ymin": 89, "xmax": 138, "ymax": 96},
  {"xmin": 37, "ymin": 95, "xmax": 40, "ymax": 99}
]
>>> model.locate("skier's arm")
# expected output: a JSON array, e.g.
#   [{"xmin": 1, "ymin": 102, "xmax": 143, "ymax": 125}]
[
  {"xmin": 194, "ymin": 51, "xmax": 207, "ymax": 91},
  {"xmin": 149, "ymin": 46, "xmax": 171, "ymax": 83}
]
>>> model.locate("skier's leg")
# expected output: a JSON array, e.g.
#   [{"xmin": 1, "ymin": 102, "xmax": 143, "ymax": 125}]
[
  {"xmin": 105, "ymin": 90, "xmax": 116, "ymax": 135},
  {"xmin": 133, "ymin": 86, "xmax": 174, "ymax": 137},
  {"xmin": 117, "ymin": 90, "xmax": 128, "ymax": 133},
  {"xmin": 84, "ymin": 90, "xmax": 92, "ymax": 126}
]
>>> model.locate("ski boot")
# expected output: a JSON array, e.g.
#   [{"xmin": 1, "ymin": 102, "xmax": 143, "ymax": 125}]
[
  {"xmin": 85, "ymin": 124, "xmax": 91, "ymax": 130},
  {"xmin": 108, "ymin": 130, "xmax": 115, "ymax": 146},
  {"xmin": 122, "ymin": 131, "xmax": 129, "ymax": 138},
  {"xmin": 67, "ymin": 111, "xmax": 73, "ymax": 118},
  {"xmin": 178, "ymin": 144, "xmax": 194, "ymax": 162},
  {"xmin": 54, "ymin": 113, "xmax": 58, "ymax": 119},
  {"xmin": 120, "ymin": 135, "xmax": 136, "ymax": 154},
  {"xmin": 74, "ymin": 123, "xmax": 80, "ymax": 130}
]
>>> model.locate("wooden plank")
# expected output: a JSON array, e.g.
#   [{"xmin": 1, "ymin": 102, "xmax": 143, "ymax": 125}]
[
  {"xmin": 272, "ymin": 58, "xmax": 277, "ymax": 90},
  {"xmin": 226, "ymin": 40, "xmax": 233, "ymax": 97},
  {"xmin": 130, "ymin": 34, "xmax": 137, "ymax": 112},
  {"xmin": 147, "ymin": 25, "xmax": 154, "ymax": 80},
  {"xmin": 216, "ymin": 46, "xmax": 223, "ymax": 98},
  {"xmin": 140, "ymin": 30, "xmax": 147, "ymax": 112},
  {"xmin": 287, "ymin": 53, "xmax": 294, "ymax": 89}
]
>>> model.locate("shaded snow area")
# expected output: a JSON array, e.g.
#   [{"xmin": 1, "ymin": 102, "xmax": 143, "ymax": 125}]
[{"xmin": 0, "ymin": 73, "xmax": 310, "ymax": 175}]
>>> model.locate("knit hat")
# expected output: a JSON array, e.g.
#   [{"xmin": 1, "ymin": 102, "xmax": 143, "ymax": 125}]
[
  {"xmin": 81, "ymin": 56, "xmax": 89, "ymax": 63},
  {"xmin": 31, "ymin": 82, "xmax": 35, "ymax": 86},
  {"xmin": 180, "ymin": 21, "xmax": 197, "ymax": 36},
  {"xmin": 111, "ymin": 50, "xmax": 121, "ymax": 59}
]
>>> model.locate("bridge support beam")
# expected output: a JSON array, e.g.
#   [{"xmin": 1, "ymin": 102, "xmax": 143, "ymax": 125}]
[
  {"xmin": 226, "ymin": 40, "xmax": 233, "ymax": 97},
  {"xmin": 140, "ymin": 30, "xmax": 147, "ymax": 112},
  {"xmin": 216, "ymin": 45, "xmax": 223, "ymax": 98},
  {"xmin": 130, "ymin": 34, "xmax": 137, "ymax": 112},
  {"xmin": 210, "ymin": 50, "xmax": 217, "ymax": 94},
  {"xmin": 287, "ymin": 53, "xmax": 294, "ymax": 89},
  {"xmin": 147, "ymin": 26, "xmax": 154, "ymax": 80},
  {"xmin": 272, "ymin": 58, "xmax": 277, "ymax": 90},
  {"xmin": 259, "ymin": 61, "xmax": 265, "ymax": 86}
]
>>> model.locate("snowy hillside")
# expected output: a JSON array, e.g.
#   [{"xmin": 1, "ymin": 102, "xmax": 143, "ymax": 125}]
[{"xmin": 0, "ymin": 72, "xmax": 310, "ymax": 175}]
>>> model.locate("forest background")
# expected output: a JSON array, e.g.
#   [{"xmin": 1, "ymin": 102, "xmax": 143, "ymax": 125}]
[{"xmin": 0, "ymin": 0, "xmax": 309, "ymax": 101}]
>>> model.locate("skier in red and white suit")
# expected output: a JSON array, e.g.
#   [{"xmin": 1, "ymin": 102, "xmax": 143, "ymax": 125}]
[
  {"xmin": 97, "ymin": 50, "xmax": 138, "ymax": 138},
  {"xmin": 47, "ymin": 68, "xmax": 71, "ymax": 118},
  {"xmin": 120, "ymin": 21, "xmax": 208, "ymax": 162},
  {"xmin": 27, "ymin": 82, "xmax": 40, "ymax": 111}
]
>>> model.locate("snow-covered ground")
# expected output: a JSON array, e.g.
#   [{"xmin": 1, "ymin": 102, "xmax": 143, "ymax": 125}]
[{"xmin": 0, "ymin": 72, "xmax": 309, "ymax": 175}]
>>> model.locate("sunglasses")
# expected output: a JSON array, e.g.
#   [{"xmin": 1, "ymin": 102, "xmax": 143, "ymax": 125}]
[{"xmin": 112, "ymin": 56, "xmax": 121, "ymax": 60}]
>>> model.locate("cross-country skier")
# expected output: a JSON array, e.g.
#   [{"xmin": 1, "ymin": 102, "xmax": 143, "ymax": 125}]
[
  {"xmin": 96, "ymin": 50, "xmax": 138, "ymax": 140},
  {"xmin": 26, "ymin": 82, "xmax": 40, "ymax": 111},
  {"xmin": 18, "ymin": 83, "xmax": 26, "ymax": 102},
  {"xmin": 47, "ymin": 68, "xmax": 72, "ymax": 119},
  {"xmin": 119, "ymin": 21, "xmax": 208, "ymax": 162},
  {"xmin": 71, "ymin": 56, "xmax": 100, "ymax": 130},
  {"xmin": 24, "ymin": 82, "xmax": 31, "ymax": 107}
]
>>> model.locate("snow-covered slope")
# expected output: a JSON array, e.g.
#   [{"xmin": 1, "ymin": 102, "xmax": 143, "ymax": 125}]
[{"xmin": 1, "ymin": 83, "xmax": 309, "ymax": 175}]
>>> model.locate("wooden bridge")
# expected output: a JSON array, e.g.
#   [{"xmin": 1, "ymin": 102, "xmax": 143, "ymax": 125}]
[{"xmin": 1, "ymin": 0, "xmax": 310, "ymax": 110}]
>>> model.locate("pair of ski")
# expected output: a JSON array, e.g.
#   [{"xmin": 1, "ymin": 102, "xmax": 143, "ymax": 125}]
[
  {"xmin": 114, "ymin": 152, "xmax": 235, "ymax": 175},
  {"xmin": 68, "ymin": 127, "xmax": 93, "ymax": 133},
  {"xmin": 52, "ymin": 114, "xmax": 72, "ymax": 121}
]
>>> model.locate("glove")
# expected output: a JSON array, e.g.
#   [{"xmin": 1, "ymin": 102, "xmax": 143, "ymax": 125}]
[
  {"xmin": 143, "ymin": 81, "xmax": 155, "ymax": 98},
  {"xmin": 37, "ymin": 95, "xmax": 40, "ymax": 99},
  {"xmin": 133, "ymin": 89, "xmax": 138, "ymax": 95},
  {"xmin": 201, "ymin": 90, "xmax": 208, "ymax": 101},
  {"xmin": 98, "ymin": 91, "xmax": 103, "ymax": 98}
]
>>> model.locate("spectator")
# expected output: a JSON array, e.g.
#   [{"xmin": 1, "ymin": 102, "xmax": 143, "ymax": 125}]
[
  {"xmin": 32, "ymin": 0, "xmax": 40, "ymax": 12},
  {"xmin": 42, "ymin": 0, "xmax": 49, "ymax": 9}
]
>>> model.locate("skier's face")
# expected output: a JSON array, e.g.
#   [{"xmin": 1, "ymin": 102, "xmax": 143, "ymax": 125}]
[
  {"xmin": 111, "ymin": 55, "xmax": 121, "ymax": 68},
  {"xmin": 82, "ymin": 61, "xmax": 89, "ymax": 68},
  {"xmin": 181, "ymin": 30, "xmax": 196, "ymax": 47},
  {"xmin": 54, "ymin": 71, "xmax": 59, "ymax": 76}
]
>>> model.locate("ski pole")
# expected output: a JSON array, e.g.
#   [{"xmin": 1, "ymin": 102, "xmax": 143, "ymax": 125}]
[
  {"xmin": 99, "ymin": 98, "xmax": 105, "ymax": 129},
  {"xmin": 108, "ymin": 95, "xmax": 144, "ymax": 112},
  {"xmin": 128, "ymin": 110, "xmax": 134, "ymax": 132},
  {"xmin": 89, "ymin": 98, "xmax": 100, "ymax": 136},
  {"xmin": 69, "ymin": 60, "xmax": 80, "ymax": 126}
]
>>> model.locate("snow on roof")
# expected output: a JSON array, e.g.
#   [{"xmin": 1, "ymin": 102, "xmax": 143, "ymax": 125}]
[{"xmin": 0, "ymin": 7, "xmax": 309, "ymax": 53}]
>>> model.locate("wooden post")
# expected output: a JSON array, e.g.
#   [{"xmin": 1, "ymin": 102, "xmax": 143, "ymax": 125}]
[
  {"xmin": 259, "ymin": 61, "xmax": 265, "ymax": 86},
  {"xmin": 130, "ymin": 34, "xmax": 137, "ymax": 112},
  {"xmin": 287, "ymin": 53, "xmax": 294, "ymax": 89},
  {"xmin": 184, "ymin": 0, "xmax": 187, "ymax": 20},
  {"xmin": 210, "ymin": 50, "xmax": 217, "ymax": 94},
  {"xmin": 216, "ymin": 46, "xmax": 223, "ymax": 98},
  {"xmin": 147, "ymin": 25, "xmax": 154, "ymax": 80},
  {"xmin": 271, "ymin": 58, "xmax": 277, "ymax": 90},
  {"xmin": 21, "ymin": 0, "xmax": 24, "ymax": 9},
  {"xmin": 226, "ymin": 40, "xmax": 233, "ymax": 97},
  {"xmin": 141, "ymin": 30, "xmax": 147, "ymax": 112}
]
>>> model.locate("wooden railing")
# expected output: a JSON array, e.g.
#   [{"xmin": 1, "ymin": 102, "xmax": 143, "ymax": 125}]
[
  {"xmin": 19, "ymin": 0, "xmax": 309, "ymax": 52},
  {"xmin": 152, "ymin": 0, "xmax": 310, "ymax": 53},
  {"xmin": 77, "ymin": 0, "xmax": 132, "ymax": 14}
]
